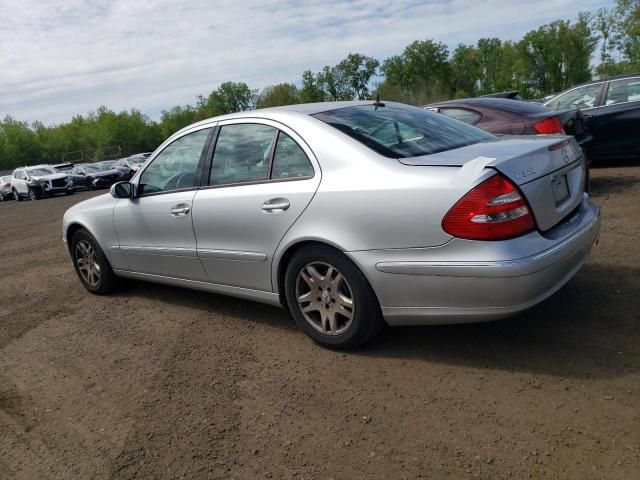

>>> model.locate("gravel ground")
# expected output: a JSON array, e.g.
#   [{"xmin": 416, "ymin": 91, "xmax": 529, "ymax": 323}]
[{"xmin": 0, "ymin": 165, "xmax": 639, "ymax": 480}]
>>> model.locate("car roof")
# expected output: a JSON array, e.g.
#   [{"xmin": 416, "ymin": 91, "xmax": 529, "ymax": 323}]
[
  {"xmin": 569, "ymin": 72, "xmax": 640, "ymax": 88},
  {"xmin": 429, "ymin": 97, "xmax": 553, "ymax": 114},
  {"xmin": 25, "ymin": 164, "xmax": 55, "ymax": 170},
  {"xmin": 176, "ymin": 101, "xmax": 406, "ymax": 137}
]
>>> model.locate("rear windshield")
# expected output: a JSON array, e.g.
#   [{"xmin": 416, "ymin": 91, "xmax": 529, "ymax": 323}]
[{"xmin": 312, "ymin": 103, "xmax": 493, "ymax": 158}]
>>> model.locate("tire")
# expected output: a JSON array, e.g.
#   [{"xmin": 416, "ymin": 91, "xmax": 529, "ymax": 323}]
[
  {"xmin": 65, "ymin": 189, "xmax": 74, "ymax": 195},
  {"xmin": 28, "ymin": 188, "xmax": 38, "ymax": 201},
  {"xmin": 13, "ymin": 189, "xmax": 22, "ymax": 202},
  {"xmin": 70, "ymin": 229, "xmax": 116, "ymax": 295},
  {"xmin": 284, "ymin": 245, "xmax": 384, "ymax": 349}
]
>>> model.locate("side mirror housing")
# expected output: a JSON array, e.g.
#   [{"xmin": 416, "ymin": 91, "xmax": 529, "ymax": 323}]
[{"xmin": 110, "ymin": 181, "xmax": 134, "ymax": 199}]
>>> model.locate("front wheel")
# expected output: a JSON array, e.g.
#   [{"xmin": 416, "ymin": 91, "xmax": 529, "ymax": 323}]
[
  {"xmin": 284, "ymin": 246, "xmax": 384, "ymax": 349},
  {"xmin": 13, "ymin": 189, "xmax": 22, "ymax": 201},
  {"xmin": 28, "ymin": 188, "xmax": 39, "ymax": 201},
  {"xmin": 70, "ymin": 229, "xmax": 116, "ymax": 294}
]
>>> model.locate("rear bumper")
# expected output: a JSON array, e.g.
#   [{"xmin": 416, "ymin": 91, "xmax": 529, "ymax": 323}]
[{"xmin": 347, "ymin": 195, "xmax": 601, "ymax": 326}]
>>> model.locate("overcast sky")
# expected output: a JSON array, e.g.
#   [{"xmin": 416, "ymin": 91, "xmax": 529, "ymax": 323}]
[{"xmin": 0, "ymin": 0, "xmax": 613, "ymax": 125}]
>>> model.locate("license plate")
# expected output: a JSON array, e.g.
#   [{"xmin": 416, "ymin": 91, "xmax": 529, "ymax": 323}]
[{"xmin": 551, "ymin": 174, "xmax": 570, "ymax": 205}]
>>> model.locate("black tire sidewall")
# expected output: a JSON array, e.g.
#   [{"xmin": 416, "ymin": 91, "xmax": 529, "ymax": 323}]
[
  {"xmin": 284, "ymin": 246, "xmax": 382, "ymax": 349},
  {"xmin": 13, "ymin": 189, "xmax": 21, "ymax": 201},
  {"xmin": 70, "ymin": 229, "xmax": 115, "ymax": 295}
]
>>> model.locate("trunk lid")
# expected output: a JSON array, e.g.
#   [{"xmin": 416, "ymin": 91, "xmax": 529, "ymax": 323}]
[{"xmin": 400, "ymin": 136, "xmax": 587, "ymax": 231}]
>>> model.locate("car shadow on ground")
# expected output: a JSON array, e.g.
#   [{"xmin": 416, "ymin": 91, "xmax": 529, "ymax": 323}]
[
  {"xmin": 115, "ymin": 262, "xmax": 639, "ymax": 380},
  {"xmin": 362, "ymin": 263, "xmax": 640, "ymax": 379},
  {"xmin": 589, "ymin": 174, "xmax": 639, "ymax": 196}
]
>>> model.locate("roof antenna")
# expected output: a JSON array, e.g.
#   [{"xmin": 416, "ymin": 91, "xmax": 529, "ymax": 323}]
[{"xmin": 372, "ymin": 94, "xmax": 385, "ymax": 110}]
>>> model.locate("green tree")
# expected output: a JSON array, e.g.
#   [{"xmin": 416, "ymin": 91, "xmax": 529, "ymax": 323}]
[
  {"xmin": 205, "ymin": 81, "xmax": 256, "ymax": 116},
  {"xmin": 299, "ymin": 70, "xmax": 325, "ymax": 103},
  {"xmin": 335, "ymin": 53, "xmax": 379, "ymax": 99},
  {"xmin": 616, "ymin": 0, "xmax": 640, "ymax": 69},
  {"xmin": 256, "ymin": 83, "xmax": 299, "ymax": 108},
  {"xmin": 159, "ymin": 105, "xmax": 198, "ymax": 138},
  {"xmin": 450, "ymin": 44, "xmax": 480, "ymax": 97}
]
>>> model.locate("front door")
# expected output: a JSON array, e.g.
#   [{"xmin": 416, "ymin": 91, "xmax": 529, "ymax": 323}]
[
  {"xmin": 192, "ymin": 121, "xmax": 320, "ymax": 291},
  {"xmin": 114, "ymin": 126, "xmax": 213, "ymax": 280}
]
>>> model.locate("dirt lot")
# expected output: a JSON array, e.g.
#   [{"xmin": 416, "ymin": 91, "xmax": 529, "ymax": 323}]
[{"xmin": 0, "ymin": 165, "xmax": 639, "ymax": 480}]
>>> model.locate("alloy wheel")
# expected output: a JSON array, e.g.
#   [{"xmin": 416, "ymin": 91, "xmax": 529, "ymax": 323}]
[
  {"xmin": 295, "ymin": 261, "xmax": 355, "ymax": 336},
  {"xmin": 75, "ymin": 240, "xmax": 101, "ymax": 287},
  {"xmin": 28, "ymin": 189, "xmax": 36, "ymax": 201}
]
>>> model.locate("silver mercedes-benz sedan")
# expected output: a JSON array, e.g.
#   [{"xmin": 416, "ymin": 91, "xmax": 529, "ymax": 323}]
[{"xmin": 62, "ymin": 101, "xmax": 600, "ymax": 348}]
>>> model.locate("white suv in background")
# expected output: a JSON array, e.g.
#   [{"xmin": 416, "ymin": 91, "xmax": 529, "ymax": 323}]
[{"xmin": 11, "ymin": 165, "xmax": 74, "ymax": 201}]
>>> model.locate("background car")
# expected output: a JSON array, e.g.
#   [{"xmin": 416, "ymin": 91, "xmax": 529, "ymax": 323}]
[
  {"xmin": 543, "ymin": 73, "xmax": 640, "ymax": 162},
  {"xmin": 68, "ymin": 163, "xmax": 127, "ymax": 190},
  {"xmin": 425, "ymin": 98, "xmax": 591, "ymax": 147},
  {"xmin": 116, "ymin": 153, "xmax": 151, "ymax": 176},
  {"xmin": 11, "ymin": 165, "xmax": 74, "ymax": 200},
  {"xmin": 0, "ymin": 175, "xmax": 13, "ymax": 201},
  {"xmin": 63, "ymin": 101, "xmax": 599, "ymax": 349},
  {"xmin": 97, "ymin": 160, "xmax": 133, "ymax": 178}
]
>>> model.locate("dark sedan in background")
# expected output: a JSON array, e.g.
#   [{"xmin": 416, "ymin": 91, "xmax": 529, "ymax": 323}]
[
  {"xmin": 68, "ymin": 163, "xmax": 127, "ymax": 190},
  {"xmin": 543, "ymin": 74, "xmax": 640, "ymax": 162},
  {"xmin": 425, "ymin": 98, "xmax": 590, "ymax": 146}
]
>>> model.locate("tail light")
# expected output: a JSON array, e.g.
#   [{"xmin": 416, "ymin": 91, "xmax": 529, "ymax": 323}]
[
  {"xmin": 3, "ymin": 183, "xmax": 10, "ymax": 188},
  {"xmin": 533, "ymin": 117, "xmax": 564, "ymax": 134},
  {"xmin": 442, "ymin": 174, "xmax": 535, "ymax": 241}
]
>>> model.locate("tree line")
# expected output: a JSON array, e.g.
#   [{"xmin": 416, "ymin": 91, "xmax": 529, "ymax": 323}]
[{"xmin": 1, "ymin": 0, "xmax": 638, "ymax": 170}]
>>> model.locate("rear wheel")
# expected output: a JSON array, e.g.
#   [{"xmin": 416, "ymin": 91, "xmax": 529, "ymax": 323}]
[
  {"xmin": 71, "ymin": 229, "xmax": 116, "ymax": 294},
  {"xmin": 284, "ymin": 245, "xmax": 384, "ymax": 349}
]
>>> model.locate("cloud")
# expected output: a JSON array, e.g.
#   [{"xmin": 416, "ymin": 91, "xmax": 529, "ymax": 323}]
[{"xmin": 0, "ymin": 0, "xmax": 613, "ymax": 124}]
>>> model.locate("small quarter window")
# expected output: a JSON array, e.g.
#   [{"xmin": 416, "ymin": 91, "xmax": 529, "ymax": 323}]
[
  {"xmin": 271, "ymin": 132, "xmax": 314, "ymax": 179},
  {"xmin": 438, "ymin": 108, "xmax": 482, "ymax": 125}
]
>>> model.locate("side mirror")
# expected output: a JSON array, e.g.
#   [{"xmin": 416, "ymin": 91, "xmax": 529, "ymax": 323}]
[{"xmin": 110, "ymin": 181, "xmax": 134, "ymax": 199}]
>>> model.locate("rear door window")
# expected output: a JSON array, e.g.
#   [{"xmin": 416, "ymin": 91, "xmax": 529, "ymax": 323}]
[
  {"xmin": 210, "ymin": 124, "xmax": 277, "ymax": 185},
  {"xmin": 604, "ymin": 77, "xmax": 640, "ymax": 105}
]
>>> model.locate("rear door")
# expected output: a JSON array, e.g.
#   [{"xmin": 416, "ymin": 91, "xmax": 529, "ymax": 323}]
[
  {"xmin": 113, "ymin": 126, "xmax": 213, "ymax": 280},
  {"xmin": 192, "ymin": 119, "xmax": 320, "ymax": 292},
  {"xmin": 589, "ymin": 76, "xmax": 640, "ymax": 159}
]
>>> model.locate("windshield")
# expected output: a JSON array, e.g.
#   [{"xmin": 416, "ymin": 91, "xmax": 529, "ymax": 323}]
[
  {"xmin": 26, "ymin": 167, "xmax": 56, "ymax": 176},
  {"xmin": 83, "ymin": 165, "xmax": 103, "ymax": 173},
  {"xmin": 129, "ymin": 157, "xmax": 146, "ymax": 164},
  {"xmin": 1, "ymin": 176, "xmax": 10, "ymax": 183},
  {"xmin": 312, "ymin": 103, "xmax": 493, "ymax": 158}
]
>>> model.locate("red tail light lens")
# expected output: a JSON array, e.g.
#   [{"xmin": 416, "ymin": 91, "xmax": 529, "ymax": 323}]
[
  {"xmin": 442, "ymin": 174, "xmax": 535, "ymax": 241},
  {"xmin": 533, "ymin": 117, "xmax": 564, "ymax": 134}
]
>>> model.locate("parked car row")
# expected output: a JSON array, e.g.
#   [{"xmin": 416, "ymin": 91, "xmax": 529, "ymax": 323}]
[
  {"xmin": 425, "ymin": 73, "xmax": 640, "ymax": 164},
  {"xmin": 1, "ymin": 153, "xmax": 152, "ymax": 202}
]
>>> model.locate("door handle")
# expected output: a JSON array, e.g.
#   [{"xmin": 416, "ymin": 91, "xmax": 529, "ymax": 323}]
[
  {"xmin": 261, "ymin": 198, "xmax": 290, "ymax": 212},
  {"xmin": 170, "ymin": 204, "xmax": 191, "ymax": 216}
]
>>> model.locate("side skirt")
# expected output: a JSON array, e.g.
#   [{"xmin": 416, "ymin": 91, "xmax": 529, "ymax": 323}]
[{"xmin": 113, "ymin": 269, "xmax": 283, "ymax": 308}]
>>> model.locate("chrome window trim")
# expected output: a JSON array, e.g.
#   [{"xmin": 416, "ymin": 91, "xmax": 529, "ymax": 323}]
[{"xmin": 210, "ymin": 117, "xmax": 321, "ymax": 183}]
